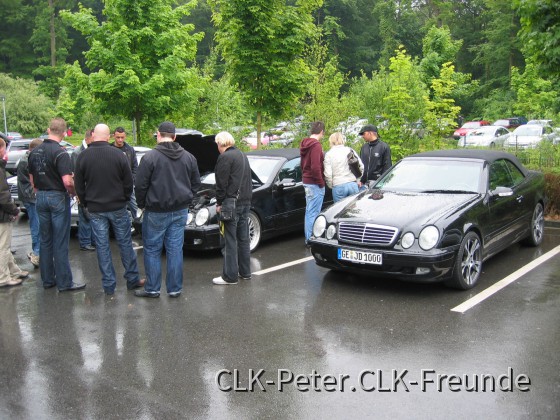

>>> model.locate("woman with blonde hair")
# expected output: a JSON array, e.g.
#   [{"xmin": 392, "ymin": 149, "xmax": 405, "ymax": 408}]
[{"xmin": 323, "ymin": 132, "xmax": 364, "ymax": 202}]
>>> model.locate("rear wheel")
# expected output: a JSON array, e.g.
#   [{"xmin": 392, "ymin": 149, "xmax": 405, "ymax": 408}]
[
  {"xmin": 248, "ymin": 211, "xmax": 261, "ymax": 252},
  {"xmin": 522, "ymin": 202, "xmax": 544, "ymax": 247},
  {"xmin": 446, "ymin": 231, "xmax": 482, "ymax": 290}
]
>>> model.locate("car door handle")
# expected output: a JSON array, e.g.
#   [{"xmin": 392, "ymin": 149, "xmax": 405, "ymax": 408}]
[{"xmin": 516, "ymin": 195, "xmax": 524, "ymax": 203}]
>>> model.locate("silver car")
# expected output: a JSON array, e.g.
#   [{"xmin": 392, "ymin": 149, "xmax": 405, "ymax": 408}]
[
  {"xmin": 505, "ymin": 124, "xmax": 558, "ymax": 148},
  {"xmin": 6, "ymin": 139, "xmax": 75, "ymax": 175},
  {"xmin": 461, "ymin": 126, "xmax": 511, "ymax": 148}
]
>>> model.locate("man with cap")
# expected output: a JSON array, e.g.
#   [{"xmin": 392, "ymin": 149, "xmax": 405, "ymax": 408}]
[
  {"xmin": 134, "ymin": 122, "xmax": 201, "ymax": 298},
  {"xmin": 358, "ymin": 124, "xmax": 392, "ymax": 188},
  {"xmin": 74, "ymin": 123, "xmax": 145, "ymax": 295}
]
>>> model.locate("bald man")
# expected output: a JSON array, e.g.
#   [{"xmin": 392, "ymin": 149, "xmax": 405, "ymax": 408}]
[{"xmin": 74, "ymin": 123, "xmax": 145, "ymax": 295}]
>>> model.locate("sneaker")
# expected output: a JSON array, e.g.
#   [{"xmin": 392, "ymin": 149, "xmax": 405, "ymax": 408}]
[
  {"xmin": 0, "ymin": 278, "xmax": 23, "ymax": 287},
  {"xmin": 28, "ymin": 252, "xmax": 40, "ymax": 268},
  {"xmin": 168, "ymin": 291, "xmax": 182, "ymax": 298},
  {"xmin": 15, "ymin": 271, "xmax": 29, "ymax": 279},
  {"xmin": 212, "ymin": 276, "xmax": 238, "ymax": 285},
  {"xmin": 134, "ymin": 290, "xmax": 160, "ymax": 298}
]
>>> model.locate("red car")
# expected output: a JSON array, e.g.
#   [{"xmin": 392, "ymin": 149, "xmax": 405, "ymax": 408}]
[{"xmin": 453, "ymin": 121, "xmax": 490, "ymax": 139}]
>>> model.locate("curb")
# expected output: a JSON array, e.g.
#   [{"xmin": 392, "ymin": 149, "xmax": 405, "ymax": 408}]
[{"xmin": 545, "ymin": 220, "xmax": 560, "ymax": 228}]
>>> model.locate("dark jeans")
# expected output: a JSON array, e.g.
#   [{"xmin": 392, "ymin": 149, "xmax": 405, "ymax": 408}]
[
  {"xmin": 23, "ymin": 201, "xmax": 40, "ymax": 255},
  {"xmin": 36, "ymin": 190, "xmax": 73, "ymax": 289},
  {"xmin": 221, "ymin": 204, "xmax": 251, "ymax": 282},
  {"xmin": 142, "ymin": 209, "xmax": 188, "ymax": 294},
  {"xmin": 89, "ymin": 207, "xmax": 140, "ymax": 294},
  {"xmin": 78, "ymin": 205, "xmax": 94, "ymax": 248}
]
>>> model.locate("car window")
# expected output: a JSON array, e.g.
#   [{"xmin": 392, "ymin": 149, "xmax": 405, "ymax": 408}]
[
  {"xmin": 504, "ymin": 160, "xmax": 525, "ymax": 186},
  {"xmin": 247, "ymin": 156, "xmax": 281, "ymax": 184},
  {"xmin": 489, "ymin": 160, "xmax": 513, "ymax": 190},
  {"xmin": 278, "ymin": 157, "xmax": 302, "ymax": 183},
  {"xmin": 8, "ymin": 142, "xmax": 29, "ymax": 151}
]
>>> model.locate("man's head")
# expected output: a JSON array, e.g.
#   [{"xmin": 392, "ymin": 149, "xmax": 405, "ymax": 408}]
[
  {"xmin": 113, "ymin": 127, "xmax": 127, "ymax": 148},
  {"xmin": 93, "ymin": 124, "xmax": 111, "ymax": 143},
  {"xmin": 310, "ymin": 121, "xmax": 325, "ymax": 138},
  {"xmin": 359, "ymin": 124, "xmax": 379, "ymax": 143},
  {"xmin": 47, "ymin": 117, "xmax": 68, "ymax": 142},
  {"xmin": 29, "ymin": 138, "xmax": 43, "ymax": 152},
  {"xmin": 0, "ymin": 138, "xmax": 5, "ymax": 159},
  {"xmin": 157, "ymin": 121, "xmax": 176, "ymax": 143},
  {"xmin": 84, "ymin": 129, "xmax": 94, "ymax": 145},
  {"xmin": 215, "ymin": 131, "xmax": 235, "ymax": 154}
]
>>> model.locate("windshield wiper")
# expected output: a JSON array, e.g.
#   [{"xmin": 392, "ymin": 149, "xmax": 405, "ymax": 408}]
[{"xmin": 421, "ymin": 189, "xmax": 476, "ymax": 194}]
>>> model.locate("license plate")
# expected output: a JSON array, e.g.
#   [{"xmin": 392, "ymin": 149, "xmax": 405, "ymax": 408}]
[{"xmin": 338, "ymin": 248, "xmax": 382, "ymax": 265}]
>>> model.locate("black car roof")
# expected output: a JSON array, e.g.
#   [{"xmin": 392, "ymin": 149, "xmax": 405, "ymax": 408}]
[
  {"xmin": 246, "ymin": 148, "xmax": 300, "ymax": 159},
  {"xmin": 408, "ymin": 149, "xmax": 528, "ymax": 176}
]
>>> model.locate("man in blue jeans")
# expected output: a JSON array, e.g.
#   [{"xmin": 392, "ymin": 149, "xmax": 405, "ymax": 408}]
[
  {"xmin": 300, "ymin": 121, "xmax": 325, "ymax": 246},
  {"xmin": 134, "ymin": 121, "xmax": 200, "ymax": 298},
  {"xmin": 74, "ymin": 123, "xmax": 144, "ymax": 295},
  {"xmin": 28, "ymin": 118, "xmax": 85, "ymax": 291}
]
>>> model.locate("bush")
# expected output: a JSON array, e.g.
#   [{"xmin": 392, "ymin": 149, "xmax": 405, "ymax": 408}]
[{"xmin": 544, "ymin": 171, "xmax": 560, "ymax": 219}]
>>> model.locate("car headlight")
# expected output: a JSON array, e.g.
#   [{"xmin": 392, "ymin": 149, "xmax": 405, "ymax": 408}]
[
  {"xmin": 312, "ymin": 215, "xmax": 327, "ymax": 238},
  {"xmin": 195, "ymin": 208, "xmax": 209, "ymax": 226},
  {"xmin": 326, "ymin": 224, "xmax": 337, "ymax": 240},
  {"xmin": 401, "ymin": 232, "xmax": 415, "ymax": 249},
  {"xmin": 187, "ymin": 212, "xmax": 193, "ymax": 226},
  {"xmin": 418, "ymin": 226, "xmax": 439, "ymax": 250}
]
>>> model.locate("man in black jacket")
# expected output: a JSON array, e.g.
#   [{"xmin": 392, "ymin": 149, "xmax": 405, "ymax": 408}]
[
  {"xmin": 111, "ymin": 127, "xmax": 139, "ymax": 221},
  {"xmin": 134, "ymin": 121, "xmax": 201, "ymax": 298},
  {"xmin": 212, "ymin": 131, "xmax": 253, "ymax": 285},
  {"xmin": 0, "ymin": 138, "xmax": 27, "ymax": 287},
  {"xmin": 358, "ymin": 124, "xmax": 392, "ymax": 188},
  {"xmin": 74, "ymin": 123, "xmax": 144, "ymax": 295}
]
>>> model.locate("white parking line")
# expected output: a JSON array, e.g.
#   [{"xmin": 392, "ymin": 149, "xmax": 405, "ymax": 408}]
[
  {"xmin": 253, "ymin": 256, "xmax": 314, "ymax": 276},
  {"xmin": 451, "ymin": 245, "xmax": 560, "ymax": 314}
]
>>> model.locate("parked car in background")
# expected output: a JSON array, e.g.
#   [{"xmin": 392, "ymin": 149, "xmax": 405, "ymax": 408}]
[
  {"xmin": 5, "ymin": 139, "xmax": 75, "ymax": 174},
  {"xmin": 452, "ymin": 120, "xmax": 491, "ymax": 139},
  {"xmin": 505, "ymin": 124, "xmax": 559, "ymax": 148},
  {"xmin": 7, "ymin": 176, "xmax": 22, "ymax": 208},
  {"xmin": 526, "ymin": 119, "xmax": 553, "ymax": 126},
  {"xmin": 492, "ymin": 117, "xmax": 526, "ymax": 130},
  {"xmin": 241, "ymin": 131, "xmax": 272, "ymax": 149},
  {"xmin": 460, "ymin": 125, "xmax": 511, "ymax": 148},
  {"xmin": 309, "ymin": 150, "xmax": 546, "ymax": 290},
  {"xmin": 6, "ymin": 132, "xmax": 22, "ymax": 141}
]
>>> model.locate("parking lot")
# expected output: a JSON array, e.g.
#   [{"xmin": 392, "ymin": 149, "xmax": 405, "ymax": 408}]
[{"xmin": 1, "ymin": 219, "xmax": 559, "ymax": 419}]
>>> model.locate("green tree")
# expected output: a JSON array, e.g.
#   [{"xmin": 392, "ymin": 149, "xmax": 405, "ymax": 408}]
[
  {"xmin": 61, "ymin": 0, "xmax": 203, "ymax": 143},
  {"xmin": 210, "ymin": 0, "xmax": 323, "ymax": 148},
  {"xmin": 419, "ymin": 25, "xmax": 462, "ymax": 89},
  {"xmin": 0, "ymin": 73, "xmax": 55, "ymax": 135},
  {"xmin": 511, "ymin": 59, "xmax": 559, "ymax": 119}
]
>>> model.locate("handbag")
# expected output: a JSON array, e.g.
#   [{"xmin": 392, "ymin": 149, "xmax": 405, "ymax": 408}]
[
  {"xmin": 347, "ymin": 149, "xmax": 362, "ymax": 178},
  {"xmin": 220, "ymin": 197, "xmax": 237, "ymax": 221}
]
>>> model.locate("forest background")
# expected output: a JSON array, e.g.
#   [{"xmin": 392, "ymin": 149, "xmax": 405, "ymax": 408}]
[{"xmin": 0, "ymin": 0, "xmax": 559, "ymax": 214}]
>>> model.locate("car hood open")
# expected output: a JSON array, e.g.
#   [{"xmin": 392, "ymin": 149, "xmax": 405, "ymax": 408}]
[
  {"xmin": 332, "ymin": 190, "xmax": 479, "ymax": 227},
  {"xmin": 174, "ymin": 131, "xmax": 219, "ymax": 175}
]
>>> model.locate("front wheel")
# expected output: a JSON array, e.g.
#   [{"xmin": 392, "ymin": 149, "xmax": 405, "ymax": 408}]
[
  {"xmin": 248, "ymin": 211, "xmax": 262, "ymax": 252},
  {"xmin": 522, "ymin": 202, "xmax": 544, "ymax": 247},
  {"xmin": 446, "ymin": 231, "xmax": 482, "ymax": 290}
]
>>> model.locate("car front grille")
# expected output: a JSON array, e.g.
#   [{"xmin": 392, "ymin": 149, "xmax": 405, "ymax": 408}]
[
  {"xmin": 9, "ymin": 184, "xmax": 18, "ymax": 196},
  {"xmin": 338, "ymin": 222, "xmax": 398, "ymax": 246}
]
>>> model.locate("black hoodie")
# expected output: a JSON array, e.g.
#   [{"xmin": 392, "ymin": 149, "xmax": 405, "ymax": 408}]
[{"xmin": 135, "ymin": 141, "xmax": 201, "ymax": 212}]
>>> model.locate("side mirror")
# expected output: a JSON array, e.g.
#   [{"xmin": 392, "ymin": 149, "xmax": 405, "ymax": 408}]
[
  {"xmin": 276, "ymin": 178, "xmax": 297, "ymax": 189},
  {"xmin": 491, "ymin": 186, "xmax": 513, "ymax": 197}
]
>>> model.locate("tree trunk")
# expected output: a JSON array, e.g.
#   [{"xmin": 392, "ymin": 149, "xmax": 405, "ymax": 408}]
[
  {"xmin": 256, "ymin": 111, "xmax": 262, "ymax": 150},
  {"xmin": 49, "ymin": 0, "xmax": 56, "ymax": 67}
]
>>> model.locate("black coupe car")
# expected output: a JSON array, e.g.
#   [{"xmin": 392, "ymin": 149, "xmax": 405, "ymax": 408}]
[
  {"xmin": 309, "ymin": 150, "xmax": 546, "ymax": 290},
  {"xmin": 173, "ymin": 132, "xmax": 331, "ymax": 251}
]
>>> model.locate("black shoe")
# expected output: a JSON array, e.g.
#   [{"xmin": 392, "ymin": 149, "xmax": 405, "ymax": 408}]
[
  {"xmin": 59, "ymin": 282, "xmax": 86, "ymax": 292},
  {"xmin": 43, "ymin": 283, "xmax": 56, "ymax": 289},
  {"xmin": 127, "ymin": 278, "xmax": 146, "ymax": 290},
  {"xmin": 239, "ymin": 275, "xmax": 252, "ymax": 280},
  {"xmin": 80, "ymin": 245, "xmax": 96, "ymax": 252},
  {"xmin": 168, "ymin": 291, "xmax": 181, "ymax": 298},
  {"xmin": 104, "ymin": 289, "xmax": 114, "ymax": 296},
  {"xmin": 134, "ymin": 290, "xmax": 160, "ymax": 298}
]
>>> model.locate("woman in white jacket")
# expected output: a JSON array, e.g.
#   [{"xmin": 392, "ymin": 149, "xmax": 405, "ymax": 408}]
[{"xmin": 324, "ymin": 132, "xmax": 364, "ymax": 202}]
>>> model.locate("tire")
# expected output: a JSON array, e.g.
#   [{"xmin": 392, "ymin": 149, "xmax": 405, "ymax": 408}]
[
  {"xmin": 248, "ymin": 211, "xmax": 262, "ymax": 252},
  {"xmin": 446, "ymin": 231, "xmax": 482, "ymax": 290},
  {"xmin": 522, "ymin": 202, "xmax": 544, "ymax": 247},
  {"xmin": 489, "ymin": 142, "xmax": 495, "ymax": 148}
]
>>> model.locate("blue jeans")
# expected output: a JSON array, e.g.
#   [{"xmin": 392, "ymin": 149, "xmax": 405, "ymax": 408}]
[
  {"xmin": 89, "ymin": 207, "xmax": 140, "ymax": 294},
  {"xmin": 332, "ymin": 181, "xmax": 359, "ymax": 203},
  {"xmin": 303, "ymin": 184, "xmax": 325, "ymax": 242},
  {"xmin": 78, "ymin": 205, "xmax": 94, "ymax": 248},
  {"xmin": 36, "ymin": 190, "xmax": 73, "ymax": 289},
  {"xmin": 142, "ymin": 209, "xmax": 188, "ymax": 294},
  {"xmin": 221, "ymin": 204, "xmax": 251, "ymax": 282},
  {"xmin": 23, "ymin": 201, "xmax": 40, "ymax": 255}
]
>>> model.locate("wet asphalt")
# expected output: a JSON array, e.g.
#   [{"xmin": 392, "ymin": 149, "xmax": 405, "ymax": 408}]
[{"xmin": 1, "ymin": 218, "xmax": 559, "ymax": 419}]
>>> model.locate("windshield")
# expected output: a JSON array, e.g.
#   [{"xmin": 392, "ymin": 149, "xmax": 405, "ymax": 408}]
[
  {"xmin": 9, "ymin": 142, "xmax": 29, "ymax": 151},
  {"xmin": 375, "ymin": 159, "xmax": 483, "ymax": 193},
  {"xmin": 199, "ymin": 155, "xmax": 281, "ymax": 186},
  {"xmin": 513, "ymin": 125, "xmax": 542, "ymax": 136},
  {"xmin": 462, "ymin": 122, "xmax": 481, "ymax": 129},
  {"xmin": 468, "ymin": 128, "xmax": 493, "ymax": 137}
]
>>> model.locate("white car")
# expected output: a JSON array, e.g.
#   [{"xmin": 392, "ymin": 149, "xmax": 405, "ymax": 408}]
[
  {"xmin": 506, "ymin": 124, "xmax": 558, "ymax": 148},
  {"xmin": 461, "ymin": 126, "xmax": 511, "ymax": 148}
]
